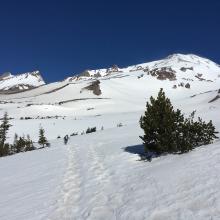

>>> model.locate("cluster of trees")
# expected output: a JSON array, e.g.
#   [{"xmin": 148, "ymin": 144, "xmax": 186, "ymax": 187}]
[
  {"xmin": 140, "ymin": 89, "xmax": 218, "ymax": 160},
  {"xmin": 12, "ymin": 134, "xmax": 36, "ymax": 154},
  {"xmin": 0, "ymin": 112, "xmax": 49, "ymax": 157},
  {"xmin": 86, "ymin": 127, "xmax": 97, "ymax": 134}
]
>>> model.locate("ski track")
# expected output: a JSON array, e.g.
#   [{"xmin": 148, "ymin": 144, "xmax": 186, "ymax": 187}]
[{"xmin": 49, "ymin": 131, "xmax": 220, "ymax": 220}]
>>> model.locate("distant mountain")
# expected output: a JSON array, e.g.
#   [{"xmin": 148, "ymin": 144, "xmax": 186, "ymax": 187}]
[{"xmin": 0, "ymin": 70, "xmax": 45, "ymax": 93}]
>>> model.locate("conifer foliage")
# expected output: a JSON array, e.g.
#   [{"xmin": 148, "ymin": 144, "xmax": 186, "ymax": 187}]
[
  {"xmin": 38, "ymin": 127, "xmax": 49, "ymax": 148},
  {"xmin": 0, "ymin": 112, "xmax": 11, "ymax": 156},
  {"xmin": 140, "ymin": 89, "xmax": 218, "ymax": 157},
  {"xmin": 0, "ymin": 113, "xmax": 50, "ymax": 158}
]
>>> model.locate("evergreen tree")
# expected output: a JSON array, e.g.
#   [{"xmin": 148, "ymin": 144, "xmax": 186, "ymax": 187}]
[
  {"xmin": 12, "ymin": 134, "xmax": 35, "ymax": 153},
  {"xmin": 0, "ymin": 112, "xmax": 11, "ymax": 146},
  {"xmin": 140, "ymin": 89, "xmax": 181, "ymax": 154},
  {"xmin": 15, "ymin": 137, "xmax": 26, "ymax": 153},
  {"xmin": 24, "ymin": 134, "xmax": 35, "ymax": 151},
  {"xmin": 140, "ymin": 89, "xmax": 218, "ymax": 157},
  {"xmin": 0, "ymin": 112, "xmax": 11, "ymax": 157},
  {"xmin": 38, "ymin": 127, "xmax": 49, "ymax": 147},
  {"xmin": 10, "ymin": 133, "xmax": 18, "ymax": 154}
]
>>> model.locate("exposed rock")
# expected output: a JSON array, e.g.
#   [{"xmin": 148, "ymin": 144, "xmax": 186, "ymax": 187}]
[
  {"xmin": 173, "ymin": 85, "xmax": 177, "ymax": 89},
  {"xmin": 82, "ymin": 80, "xmax": 102, "ymax": 96},
  {"xmin": 129, "ymin": 66, "xmax": 144, "ymax": 72},
  {"xmin": 180, "ymin": 67, "xmax": 194, "ymax": 72},
  {"xmin": 143, "ymin": 67, "xmax": 149, "ymax": 72},
  {"xmin": 106, "ymin": 65, "xmax": 122, "ymax": 74},
  {"xmin": 148, "ymin": 67, "xmax": 176, "ymax": 81},
  {"xmin": 93, "ymin": 72, "xmax": 102, "ymax": 77}
]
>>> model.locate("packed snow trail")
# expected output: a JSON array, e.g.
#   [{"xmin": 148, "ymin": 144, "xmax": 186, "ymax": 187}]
[{"xmin": 49, "ymin": 124, "xmax": 220, "ymax": 220}]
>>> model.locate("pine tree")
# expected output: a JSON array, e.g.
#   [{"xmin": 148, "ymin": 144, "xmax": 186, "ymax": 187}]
[
  {"xmin": 38, "ymin": 127, "xmax": 48, "ymax": 148},
  {"xmin": 0, "ymin": 112, "xmax": 11, "ymax": 157},
  {"xmin": 0, "ymin": 112, "xmax": 11, "ymax": 146},
  {"xmin": 140, "ymin": 89, "xmax": 182, "ymax": 154},
  {"xmin": 140, "ymin": 89, "xmax": 218, "ymax": 157},
  {"xmin": 16, "ymin": 137, "xmax": 26, "ymax": 153},
  {"xmin": 24, "ymin": 134, "xmax": 35, "ymax": 151},
  {"xmin": 10, "ymin": 133, "xmax": 18, "ymax": 154}
]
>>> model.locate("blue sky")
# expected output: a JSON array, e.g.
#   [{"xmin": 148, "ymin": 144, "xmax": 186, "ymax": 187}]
[{"xmin": 0, "ymin": 0, "xmax": 220, "ymax": 82}]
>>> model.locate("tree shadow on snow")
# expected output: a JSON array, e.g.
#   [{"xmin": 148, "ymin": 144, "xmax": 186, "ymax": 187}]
[
  {"xmin": 124, "ymin": 144, "xmax": 145, "ymax": 156},
  {"xmin": 123, "ymin": 145, "xmax": 157, "ymax": 162}
]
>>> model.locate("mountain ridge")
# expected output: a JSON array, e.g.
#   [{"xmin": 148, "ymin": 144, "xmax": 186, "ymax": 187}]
[{"xmin": 1, "ymin": 53, "xmax": 219, "ymax": 93}]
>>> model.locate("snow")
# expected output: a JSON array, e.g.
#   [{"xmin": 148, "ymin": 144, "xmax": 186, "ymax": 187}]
[
  {"xmin": 0, "ymin": 53, "xmax": 220, "ymax": 219},
  {"xmin": 0, "ymin": 70, "xmax": 45, "ymax": 91},
  {"xmin": 0, "ymin": 122, "xmax": 220, "ymax": 220},
  {"xmin": 0, "ymin": 144, "xmax": 68, "ymax": 220}
]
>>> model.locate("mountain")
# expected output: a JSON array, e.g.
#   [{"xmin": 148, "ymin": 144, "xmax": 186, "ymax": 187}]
[
  {"xmin": 0, "ymin": 53, "xmax": 219, "ymax": 123},
  {"xmin": 66, "ymin": 53, "xmax": 220, "ymax": 83},
  {"xmin": 0, "ymin": 53, "xmax": 220, "ymax": 220},
  {"xmin": 0, "ymin": 70, "xmax": 45, "ymax": 93}
]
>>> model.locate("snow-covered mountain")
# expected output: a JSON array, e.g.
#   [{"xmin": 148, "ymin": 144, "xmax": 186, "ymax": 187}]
[
  {"xmin": 0, "ymin": 70, "xmax": 45, "ymax": 93},
  {"xmin": 66, "ymin": 53, "xmax": 220, "ymax": 83},
  {"xmin": 0, "ymin": 53, "xmax": 219, "ymax": 134},
  {"xmin": 0, "ymin": 53, "xmax": 220, "ymax": 220}
]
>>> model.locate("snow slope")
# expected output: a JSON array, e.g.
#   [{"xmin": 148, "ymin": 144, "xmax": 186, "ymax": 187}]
[
  {"xmin": 0, "ymin": 53, "xmax": 220, "ymax": 219},
  {"xmin": 0, "ymin": 121, "xmax": 220, "ymax": 220}
]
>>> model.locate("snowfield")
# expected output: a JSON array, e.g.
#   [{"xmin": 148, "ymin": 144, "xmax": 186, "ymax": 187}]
[{"xmin": 0, "ymin": 54, "xmax": 220, "ymax": 219}]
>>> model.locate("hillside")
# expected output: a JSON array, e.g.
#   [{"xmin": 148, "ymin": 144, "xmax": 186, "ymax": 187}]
[{"xmin": 0, "ymin": 53, "xmax": 219, "ymax": 220}]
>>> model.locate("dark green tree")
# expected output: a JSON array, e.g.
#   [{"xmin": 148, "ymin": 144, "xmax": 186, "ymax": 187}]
[
  {"xmin": 0, "ymin": 112, "xmax": 11, "ymax": 157},
  {"xmin": 140, "ymin": 89, "xmax": 218, "ymax": 157},
  {"xmin": 140, "ymin": 89, "xmax": 182, "ymax": 154},
  {"xmin": 38, "ymin": 127, "xmax": 49, "ymax": 148},
  {"xmin": 24, "ymin": 134, "xmax": 35, "ymax": 151},
  {"xmin": 0, "ymin": 112, "xmax": 11, "ymax": 146}
]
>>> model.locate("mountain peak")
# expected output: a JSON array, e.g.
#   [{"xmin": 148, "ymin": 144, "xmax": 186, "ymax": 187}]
[{"xmin": 0, "ymin": 70, "xmax": 45, "ymax": 93}]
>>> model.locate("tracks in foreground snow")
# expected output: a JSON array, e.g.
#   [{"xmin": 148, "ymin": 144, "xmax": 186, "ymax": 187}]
[{"xmin": 50, "ymin": 128, "xmax": 220, "ymax": 220}]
